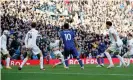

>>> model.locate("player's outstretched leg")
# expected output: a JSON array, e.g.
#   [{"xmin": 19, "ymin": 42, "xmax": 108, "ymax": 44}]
[
  {"xmin": 96, "ymin": 57, "xmax": 101, "ymax": 67},
  {"xmin": 39, "ymin": 52, "xmax": 45, "ymax": 70},
  {"xmin": 60, "ymin": 54, "xmax": 66, "ymax": 68},
  {"xmin": 100, "ymin": 57, "xmax": 104, "ymax": 67},
  {"xmin": 117, "ymin": 52, "xmax": 130, "ymax": 67},
  {"xmin": 105, "ymin": 52, "xmax": 114, "ymax": 68},
  {"xmin": 116, "ymin": 53, "xmax": 127, "ymax": 67},
  {"xmin": 116, "ymin": 54, "xmax": 127, "ymax": 67},
  {"xmin": 124, "ymin": 52, "xmax": 132, "ymax": 67},
  {"xmin": 126, "ymin": 58, "xmax": 131, "ymax": 67},
  {"xmin": 76, "ymin": 57, "xmax": 84, "ymax": 69},
  {"xmin": 64, "ymin": 58, "xmax": 69, "ymax": 69},
  {"xmin": 53, "ymin": 54, "xmax": 66, "ymax": 68},
  {"xmin": 18, "ymin": 56, "xmax": 28, "ymax": 70},
  {"xmin": 5, "ymin": 54, "xmax": 12, "ymax": 69}
]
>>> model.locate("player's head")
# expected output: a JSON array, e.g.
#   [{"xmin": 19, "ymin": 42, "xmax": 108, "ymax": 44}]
[
  {"xmin": 63, "ymin": 23, "xmax": 69, "ymax": 29},
  {"xmin": 127, "ymin": 33, "xmax": 132, "ymax": 40},
  {"xmin": 106, "ymin": 21, "xmax": 112, "ymax": 29},
  {"xmin": 3, "ymin": 30, "xmax": 9, "ymax": 36},
  {"xmin": 31, "ymin": 22, "xmax": 36, "ymax": 28}
]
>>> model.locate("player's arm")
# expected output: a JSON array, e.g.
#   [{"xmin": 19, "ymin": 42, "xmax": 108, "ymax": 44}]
[
  {"xmin": 37, "ymin": 31, "xmax": 42, "ymax": 37},
  {"xmin": 1, "ymin": 36, "xmax": 7, "ymax": 50},
  {"xmin": 112, "ymin": 33, "xmax": 117, "ymax": 42},
  {"xmin": 112, "ymin": 33, "xmax": 120, "ymax": 47},
  {"xmin": 24, "ymin": 33, "xmax": 28, "ymax": 48},
  {"xmin": 1, "ymin": 36, "xmax": 4, "ymax": 50},
  {"xmin": 127, "ymin": 44, "xmax": 132, "ymax": 51}
]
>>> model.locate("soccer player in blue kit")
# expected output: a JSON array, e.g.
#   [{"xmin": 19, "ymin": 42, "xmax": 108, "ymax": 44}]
[
  {"xmin": 95, "ymin": 39, "xmax": 107, "ymax": 67},
  {"xmin": 60, "ymin": 23, "xmax": 84, "ymax": 69}
]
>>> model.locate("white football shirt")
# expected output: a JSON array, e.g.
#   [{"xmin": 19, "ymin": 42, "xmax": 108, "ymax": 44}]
[
  {"xmin": 108, "ymin": 26, "xmax": 121, "ymax": 43},
  {"xmin": 25, "ymin": 28, "xmax": 39, "ymax": 48},
  {"xmin": 0, "ymin": 34, "xmax": 7, "ymax": 50},
  {"xmin": 50, "ymin": 40, "xmax": 60, "ymax": 51}
]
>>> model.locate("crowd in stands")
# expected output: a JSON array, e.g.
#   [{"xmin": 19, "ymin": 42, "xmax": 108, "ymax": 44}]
[{"xmin": 1, "ymin": 0, "xmax": 133, "ymax": 60}]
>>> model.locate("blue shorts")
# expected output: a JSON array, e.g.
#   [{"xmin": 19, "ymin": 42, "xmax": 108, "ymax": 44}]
[{"xmin": 64, "ymin": 47, "xmax": 79, "ymax": 58}]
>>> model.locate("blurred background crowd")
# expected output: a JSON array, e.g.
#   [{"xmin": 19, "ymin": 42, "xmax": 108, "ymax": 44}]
[{"xmin": 1, "ymin": 0, "xmax": 133, "ymax": 60}]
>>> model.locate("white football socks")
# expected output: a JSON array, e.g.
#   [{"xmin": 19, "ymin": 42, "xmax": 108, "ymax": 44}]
[
  {"xmin": 127, "ymin": 58, "xmax": 130, "ymax": 66},
  {"xmin": 6, "ymin": 57, "xmax": 10, "ymax": 67},
  {"xmin": 40, "ymin": 56, "xmax": 44, "ymax": 69},
  {"xmin": 55, "ymin": 62, "xmax": 62, "ymax": 66},
  {"xmin": 20, "ymin": 57, "xmax": 28, "ymax": 68},
  {"xmin": 118, "ymin": 61, "xmax": 122, "ymax": 67},
  {"xmin": 105, "ymin": 52, "xmax": 114, "ymax": 65},
  {"xmin": 116, "ymin": 55, "xmax": 126, "ymax": 66},
  {"xmin": 60, "ymin": 55, "xmax": 66, "ymax": 67}
]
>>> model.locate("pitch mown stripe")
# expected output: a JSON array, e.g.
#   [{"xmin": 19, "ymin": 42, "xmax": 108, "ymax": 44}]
[{"xmin": 2, "ymin": 72, "xmax": 133, "ymax": 76}]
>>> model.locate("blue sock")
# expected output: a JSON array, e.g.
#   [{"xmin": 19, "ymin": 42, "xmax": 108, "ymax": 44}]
[
  {"xmin": 100, "ymin": 57, "xmax": 104, "ymax": 64},
  {"xmin": 77, "ymin": 58, "xmax": 83, "ymax": 67},
  {"xmin": 65, "ymin": 59, "xmax": 68, "ymax": 67},
  {"xmin": 97, "ymin": 58, "xmax": 100, "ymax": 65}
]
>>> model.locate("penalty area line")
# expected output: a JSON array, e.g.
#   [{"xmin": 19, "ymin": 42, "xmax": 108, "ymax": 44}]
[{"xmin": 2, "ymin": 72, "xmax": 133, "ymax": 76}]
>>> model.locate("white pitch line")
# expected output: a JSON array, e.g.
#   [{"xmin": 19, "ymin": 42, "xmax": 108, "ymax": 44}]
[{"xmin": 2, "ymin": 72, "xmax": 133, "ymax": 76}]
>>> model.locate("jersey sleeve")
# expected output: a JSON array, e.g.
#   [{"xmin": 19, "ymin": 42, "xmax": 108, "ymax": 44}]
[
  {"xmin": 37, "ymin": 31, "xmax": 40, "ymax": 36},
  {"xmin": 109, "ymin": 28, "xmax": 115, "ymax": 34}
]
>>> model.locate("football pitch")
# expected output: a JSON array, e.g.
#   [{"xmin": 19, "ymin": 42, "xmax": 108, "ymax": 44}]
[{"xmin": 1, "ymin": 64, "xmax": 133, "ymax": 80}]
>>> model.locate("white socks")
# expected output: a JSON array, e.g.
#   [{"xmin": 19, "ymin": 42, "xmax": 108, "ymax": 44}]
[
  {"xmin": 119, "ymin": 61, "xmax": 122, "ymax": 67},
  {"xmin": 54, "ymin": 55, "xmax": 66, "ymax": 67},
  {"xmin": 116, "ymin": 55, "xmax": 126, "ymax": 66},
  {"xmin": 6, "ymin": 57, "xmax": 10, "ymax": 67},
  {"xmin": 40, "ymin": 56, "xmax": 44, "ymax": 69},
  {"xmin": 55, "ymin": 62, "xmax": 62, "ymax": 66},
  {"xmin": 60, "ymin": 55, "xmax": 66, "ymax": 67},
  {"xmin": 105, "ymin": 52, "xmax": 114, "ymax": 65},
  {"xmin": 20, "ymin": 56, "xmax": 44, "ymax": 69},
  {"xmin": 127, "ymin": 58, "xmax": 130, "ymax": 66},
  {"xmin": 20, "ymin": 57, "xmax": 28, "ymax": 68}
]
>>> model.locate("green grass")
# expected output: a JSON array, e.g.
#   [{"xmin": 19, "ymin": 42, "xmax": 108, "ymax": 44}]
[{"xmin": 1, "ymin": 64, "xmax": 133, "ymax": 80}]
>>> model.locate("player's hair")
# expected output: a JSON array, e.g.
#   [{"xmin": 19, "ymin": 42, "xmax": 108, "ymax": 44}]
[
  {"xmin": 106, "ymin": 21, "xmax": 112, "ymax": 26},
  {"xmin": 128, "ymin": 33, "xmax": 132, "ymax": 37},
  {"xmin": 31, "ymin": 22, "xmax": 36, "ymax": 28},
  {"xmin": 64, "ymin": 23, "xmax": 69, "ymax": 29}
]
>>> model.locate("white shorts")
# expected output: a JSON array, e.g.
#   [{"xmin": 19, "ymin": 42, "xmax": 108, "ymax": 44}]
[
  {"xmin": 27, "ymin": 45, "xmax": 41, "ymax": 55},
  {"xmin": 53, "ymin": 50, "xmax": 62, "ymax": 57},
  {"xmin": 1, "ymin": 49, "xmax": 9, "ymax": 55},
  {"xmin": 129, "ymin": 48, "xmax": 133, "ymax": 55},
  {"xmin": 108, "ymin": 41, "xmax": 123, "ymax": 53}
]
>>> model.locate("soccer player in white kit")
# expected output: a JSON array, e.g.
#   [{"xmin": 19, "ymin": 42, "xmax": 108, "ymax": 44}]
[
  {"xmin": 50, "ymin": 38, "xmax": 66, "ymax": 68},
  {"xmin": 18, "ymin": 22, "xmax": 45, "ymax": 70},
  {"xmin": 0, "ymin": 30, "xmax": 12, "ymax": 69},
  {"xmin": 105, "ymin": 21, "xmax": 126, "ymax": 68},
  {"xmin": 118, "ymin": 33, "xmax": 133, "ymax": 67}
]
